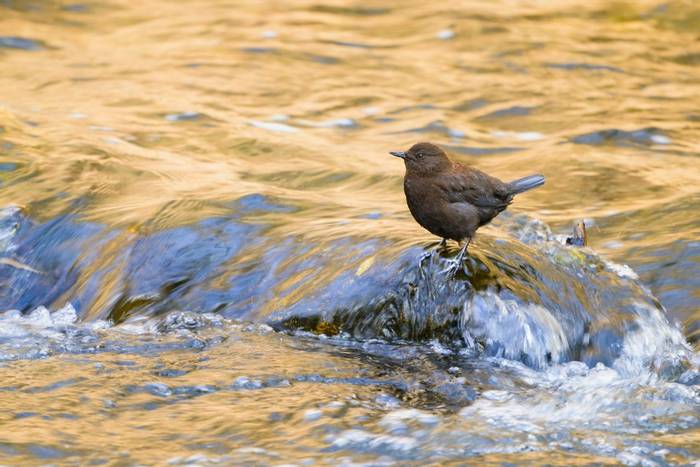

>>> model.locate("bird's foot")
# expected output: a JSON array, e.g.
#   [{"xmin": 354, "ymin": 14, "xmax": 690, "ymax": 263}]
[
  {"xmin": 441, "ymin": 238, "xmax": 471, "ymax": 279},
  {"xmin": 441, "ymin": 258, "xmax": 467, "ymax": 278},
  {"xmin": 441, "ymin": 262, "xmax": 459, "ymax": 278}
]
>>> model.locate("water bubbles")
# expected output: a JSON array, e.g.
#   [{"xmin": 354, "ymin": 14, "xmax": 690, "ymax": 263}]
[
  {"xmin": 490, "ymin": 130, "xmax": 544, "ymax": 141},
  {"xmin": 428, "ymin": 340, "xmax": 453, "ymax": 355},
  {"xmin": 379, "ymin": 409, "xmax": 440, "ymax": 433},
  {"xmin": 142, "ymin": 382, "xmax": 172, "ymax": 397},
  {"xmin": 296, "ymin": 117, "xmax": 357, "ymax": 129},
  {"xmin": 604, "ymin": 260, "xmax": 639, "ymax": 280},
  {"xmin": 447, "ymin": 128, "xmax": 465, "ymax": 138},
  {"xmin": 303, "ymin": 409, "xmax": 323, "ymax": 422},
  {"xmin": 248, "ymin": 120, "xmax": 299, "ymax": 133},
  {"xmin": 269, "ymin": 114, "xmax": 290, "ymax": 122},
  {"xmin": 328, "ymin": 429, "xmax": 418, "ymax": 453},
  {"xmin": 650, "ymin": 134, "xmax": 671, "ymax": 145},
  {"xmin": 168, "ymin": 453, "xmax": 223, "ymax": 465},
  {"xmin": 0, "ymin": 303, "xmax": 77, "ymax": 337},
  {"xmin": 436, "ymin": 29, "xmax": 455, "ymax": 40},
  {"xmin": 375, "ymin": 393, "xmax": 401, "ymax": 408},
  {"xmin": 328, "ymin": 429, "xmax": 373, "ymax": 449},
  {"xmin": 88, "ymin": 125, "xmax": 113, "ymax": 131},
  {"xmin": 156, "ymin": 311, "xmax": 219, "ymax": 333},
  {"xmin": 232, "ymin": 376, "xmax": 264, "ymax": 390}
]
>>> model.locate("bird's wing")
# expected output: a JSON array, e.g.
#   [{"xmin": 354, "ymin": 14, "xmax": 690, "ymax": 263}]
[{"xmin": 440, "ymin": 167, "xmax": 513, "ymax": 209}]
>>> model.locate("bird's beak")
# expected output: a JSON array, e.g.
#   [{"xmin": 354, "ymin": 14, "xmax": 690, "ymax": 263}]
[{"xmin": 390, "ymin": 151, "xmax": 407, "ymax": 159}]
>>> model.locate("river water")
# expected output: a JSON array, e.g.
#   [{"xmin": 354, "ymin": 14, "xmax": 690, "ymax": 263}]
[{"xmin": 1, "ymin": 0, "xmax": 699, "ymax": 464}]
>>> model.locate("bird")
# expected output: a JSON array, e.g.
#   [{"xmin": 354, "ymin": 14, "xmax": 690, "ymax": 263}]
[{"xmin": 390, "ymin": 142, "xmax": 544, "ymax": 272}]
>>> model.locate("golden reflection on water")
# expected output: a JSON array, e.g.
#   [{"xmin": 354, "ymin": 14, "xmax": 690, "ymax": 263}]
[
  {"xmin": 0, "ymin": 332, "xmax": 385, "ymax": 464},
  {"xmin": 2, "ymin": 0, "xmax": 699, "ymax": 233},
  {"xmin": 0, "ymin": 0, "xmax": 699, "ymax": 463}
]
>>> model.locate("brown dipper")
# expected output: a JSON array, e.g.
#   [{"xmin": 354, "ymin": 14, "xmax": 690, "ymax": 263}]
[{"xmin": 390, "ymin": 142, "xmax": 544, "ymax": 269}]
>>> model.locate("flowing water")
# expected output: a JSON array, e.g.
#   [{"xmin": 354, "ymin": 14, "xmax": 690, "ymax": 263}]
[{"xmin": 1, "ymin": 0, "xmax": 699, "ymax": 464}]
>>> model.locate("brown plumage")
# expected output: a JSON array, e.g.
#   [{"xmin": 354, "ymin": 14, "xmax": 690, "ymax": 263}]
[{"xmin": 390, "ymin": 142, "xmax": 544, "ymax": 266}]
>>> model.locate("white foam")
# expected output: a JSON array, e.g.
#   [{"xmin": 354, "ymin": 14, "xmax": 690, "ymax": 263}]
[
  {"xmin": 611, "ymin": 302, "xmax": 690, "ymax": 378},
  {"xmin": 436, "ymin": 29, "xmax": 455, "ymax": 40},
  {"xmin": 0, "ymin": 303, "xmax": 78, "ymax": 336},
  {"xmin": 379, "ymin": 409, "xmax": 440, "ymax": 433},
  {"xmin": 296, "ymin": 118, "xmax": 356, "ymax": 129},
  {"xmin": 604, "ymin": 260, "xmax": 639, "ymax": 280},
  {"xmin": 461, "ymin": 291, "xmax": 570, "ymax": 367},
  {"xmin": 650, "ymin": 134, "xmax": 671, "ymax": 145},
  {"xmin": 328, "ymin": 429, "xmax": 418, "ymax": 452},
  {"xmin": 248, "ymin": 120, "xmax": 298, "ymax": 133}
]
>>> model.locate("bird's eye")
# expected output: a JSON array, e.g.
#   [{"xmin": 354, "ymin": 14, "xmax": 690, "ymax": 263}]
[{"xmin": 416, "ymin": 153, "xmax": 424, "ymax": 159}]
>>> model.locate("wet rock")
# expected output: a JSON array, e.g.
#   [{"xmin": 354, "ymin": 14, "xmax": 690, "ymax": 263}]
[
  {"xmin": 0, "ymin": 207, "xmax": 690, "ymax": 376},
  {"xmin": 268, "ymin": 214, "xmax": 687, "ymax": 370}
]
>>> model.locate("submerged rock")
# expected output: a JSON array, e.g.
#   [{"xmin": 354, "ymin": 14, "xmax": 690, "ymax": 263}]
[
  {"xmin": 0, "ymin": 206, "xmax": 690, "ymax": 373},
  {"xmin": 269, "ymin": 217, "xmax": 689, "ymax": 370}
]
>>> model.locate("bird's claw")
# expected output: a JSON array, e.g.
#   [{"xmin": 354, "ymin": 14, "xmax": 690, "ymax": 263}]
[
  {"xmin": 442, "ymin": 238, "xmax": 471, "ymax": 279},
  {"xmin": 441, "ymin": 258, "xmax": 466, "ymax": 278}
]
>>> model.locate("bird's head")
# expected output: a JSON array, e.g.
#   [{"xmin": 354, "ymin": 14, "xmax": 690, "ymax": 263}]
[{"xmin": 390, "ymin": 142, "xmax": 452, "ymax": 175}]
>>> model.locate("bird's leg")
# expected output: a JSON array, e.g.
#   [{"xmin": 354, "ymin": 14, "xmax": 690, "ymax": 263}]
[
  {"xmin": 438, "ymin": 238, "xmax": 448, "ymax": 250},
  {"xmin": 444, "ymin": 238, "xmax": 471, "ymax": 278},
  {"xmin": 454, "ymin": 238, "xmax": 471, "ymax": 266}
]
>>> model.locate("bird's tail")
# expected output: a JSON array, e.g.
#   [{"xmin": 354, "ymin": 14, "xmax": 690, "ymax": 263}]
[{"xmin": 507, "ymin": 174, "xmax": 545, "ymax": 194}]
